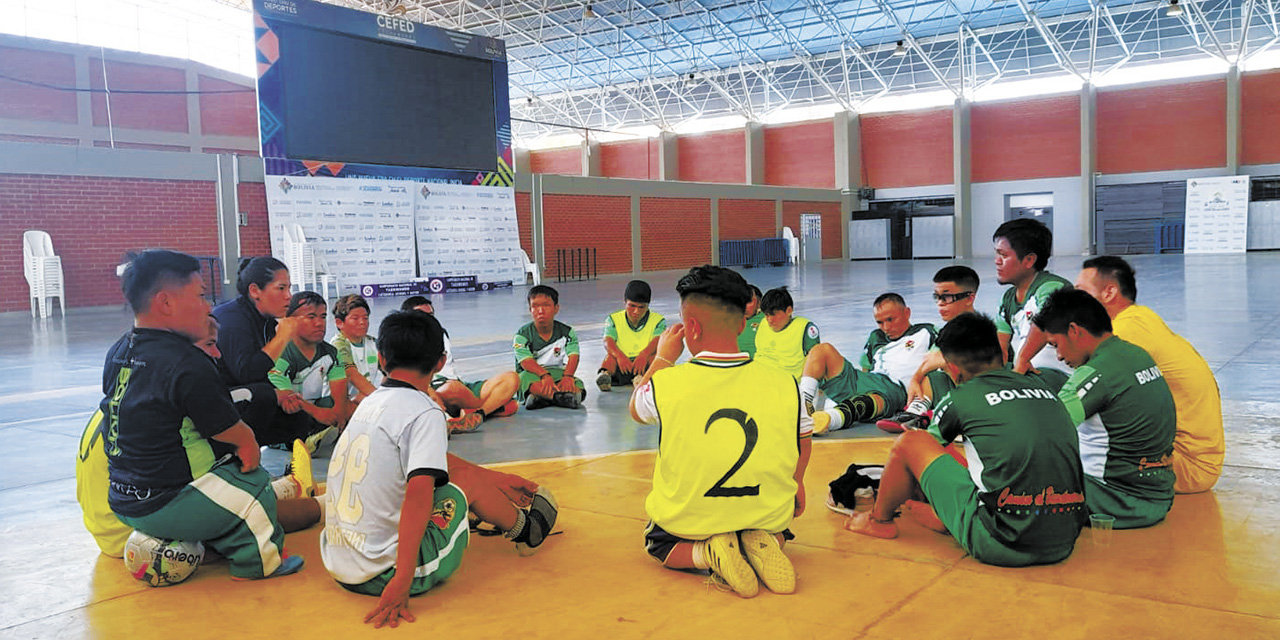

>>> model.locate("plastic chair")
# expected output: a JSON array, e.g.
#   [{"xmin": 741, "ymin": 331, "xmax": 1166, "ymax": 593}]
[
  {"xmin": 23, "ymin": 230, "xmax": 65, "ymax": 318},
  {"xmin": 282, "ymin": 223, "xmax": 339, "ymax": 298},
  {"xmin": 781, "ymin": 226, "xmax": 800, "ymax": 265},
  {"xmin": 521, "ymin": 249, "xmax": 541, "ymax": 286}
]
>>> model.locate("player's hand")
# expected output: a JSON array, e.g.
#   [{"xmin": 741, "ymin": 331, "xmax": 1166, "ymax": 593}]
[
  {"xmin": 655, "ymin": 324, "xmax": 686, "ymax": 365},
  {"xmin": 632, "ymin": 354, "xmax": 650, "ymax": 377},
  {"xmin": 365, "ymin": 574, "xmax": 415, "ymax": 629},
  {"xmin": 794, "ymin": 482, "xmax": 807, "ymax": 518},
  {"xmin": 275, "ymin": 315, "xmax": 302, "ymax": 340},
  {"xmin": 1013, "ymin": 359, "xmax": 1038, "ymax": 376},
  {"xmin": 311, "ymin": 407, "xmax": 340, "ymax": 426},
  {"xmin": 555, "ymin": 376, "xmax": 577, "ymax": 394},
  {"xmin": 617, "ymin": 356, "xmax": 634, "ymax": 375},
  {"xmin": 276, "ymin": 389, "xmax": 304, "ymax": 413},
  {"xmin": 497, "ymin": 473, "xmax": 537, "ymax": 507},
  {"xmin": 236, "ymin": 441, "xmax": 261, "ymax": 472},
  {"xmin": 906, "ymin": 377, "xmax": 925, "ymax": 404}
]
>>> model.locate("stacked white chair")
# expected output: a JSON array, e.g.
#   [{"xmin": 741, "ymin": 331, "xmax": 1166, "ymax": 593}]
[
  {"xmin": 521, "ymin": 249, "xmax": 541, "ymax": 286},
  {"xmin": 282, "ymin": 223, "xmax": 339, "ymax": 299},
  {"xmin": 22, "ymin": 230, "xmax": 66, "ymax": 318},
  {"xmin": 781, "ymin": 226, "xmax": 800, "ymax": 265}
]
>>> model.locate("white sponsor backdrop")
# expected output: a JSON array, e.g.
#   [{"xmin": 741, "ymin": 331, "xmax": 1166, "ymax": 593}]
[
  {"xmin": 265, "ymin": 175, "xmax": 523, "ymax": 289},
  {"xmin": 1185, "ymin": 175, "xmax": 1250, "ymax": 254},
  {"xmin": 414, "ymin": 183, "xmax": 524, "ymax": 282}
]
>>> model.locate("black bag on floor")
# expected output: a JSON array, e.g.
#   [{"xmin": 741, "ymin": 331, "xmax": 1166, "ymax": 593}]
[{"xmin": 828, "ymin": 464, "xmax": 884, "ymax": 511}]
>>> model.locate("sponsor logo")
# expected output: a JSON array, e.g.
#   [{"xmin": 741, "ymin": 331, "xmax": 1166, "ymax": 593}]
[
  {"xmin": 1135, "ymin": 365, "xmax": 1163, "ymax": 385},
  {"xmin": 984, "ymin": 387, "xmax": 1057, "ymax": 406},
  {"xmin": 262, "ymin": 0, "xmax": 298, "ymax": 15},
  {"xmin": 278, "ymin": 178, "xmax": 292, "ymax": 193}
]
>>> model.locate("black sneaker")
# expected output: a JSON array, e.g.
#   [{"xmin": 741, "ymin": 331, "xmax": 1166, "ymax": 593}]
[
  {"xmin": 876, "ymin": 411, "xmax": 927, "ymax": 433},
  {"xmin": 552, "ymin": 391, "xmax": 580, "ymax": 409},
  {"xmin": 596, "ymin": 370, "xmax": 612, "ymax": 392},
  {"xmin": 514, "ymin": 487, "xmax": 558, "ymax": 556},
  {"xmin": 525, "ymin": 394, "xmax": 552, "ymax": 411}
]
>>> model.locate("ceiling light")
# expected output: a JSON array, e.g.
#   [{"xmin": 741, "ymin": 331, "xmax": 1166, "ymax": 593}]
[
  {"xmin": 892, "ymin": 41, "xmax": 908, "ymax": 57},
  {"xmin": 584, "ymin": 4, "xmax": 596, "ymax": 19},
  {"xmin": 1166, "ymin": 0, "xmax": 1184, "ymax": 17}
]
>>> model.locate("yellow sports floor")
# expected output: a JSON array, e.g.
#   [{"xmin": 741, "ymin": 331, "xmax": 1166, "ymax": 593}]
[{"xmin": 4, "ymin": 438, "xmax": 1278, "ymax": 639}]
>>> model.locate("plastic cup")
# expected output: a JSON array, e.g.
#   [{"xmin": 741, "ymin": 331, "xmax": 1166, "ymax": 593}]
[{"xmin": 1089, "ymin": 513, "xmax": 1115, "ymax": 548}]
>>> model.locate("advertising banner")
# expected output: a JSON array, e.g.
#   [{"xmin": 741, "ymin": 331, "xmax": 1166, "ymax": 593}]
[{"xmin": 1185, "ymin": 176, "xmax": 1250, "ymax": 254}]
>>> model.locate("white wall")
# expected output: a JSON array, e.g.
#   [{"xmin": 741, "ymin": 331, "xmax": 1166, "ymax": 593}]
[{"xmin": 971, "ymin": 176, "xmax": 1084, "ymax": 259}]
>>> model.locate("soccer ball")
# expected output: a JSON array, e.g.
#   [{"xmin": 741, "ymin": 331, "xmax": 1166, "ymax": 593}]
[{"xmin": 122, "ymin": 531, "xmax": 204, "ymax": 587}]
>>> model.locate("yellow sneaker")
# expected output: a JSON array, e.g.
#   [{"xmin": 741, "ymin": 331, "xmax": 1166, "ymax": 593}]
[
  {"xmin": 812, "ymin": 411, "xmax": 832, "ymax": 436},
  {"xmin": 705, "ymin": 532, "xmax": 758, "ymax": 598},
  {"xmin": 289, "ymin": 439, "xmax": 315, "ymax": 498},
  {"xmin": 740, "ymin": 529, "xmax": 796, "ymax": 594}
]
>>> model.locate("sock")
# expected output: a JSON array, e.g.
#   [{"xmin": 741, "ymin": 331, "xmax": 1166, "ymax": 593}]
[
  {"xmin": 906, "ymin": 395, "xmax": 932, "ymax": 416},
  {"xmin": 504, "ymin": 507, "xmax": 529, "ymax": 542},
  {"xmin": 799, "ymin": 376, "xmax": 819, "ymax": 413},
  {"xmin": 690, "ymin": 540, "xmax": 710, "ymax": 570},
  {"xmin": 825, "ymin": 407, "xmax": 847, "ymax": 431},
  {"xmin": 271, "ymin": 476, "xmax": 300, "ymax": 501}
]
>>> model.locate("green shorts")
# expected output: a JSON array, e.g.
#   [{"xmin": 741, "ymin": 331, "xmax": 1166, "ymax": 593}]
[
  {"xmin": 340, "ymin": 483, "xmax": 470, "ymax": 597},
  {"xmin": 1083, "ymin": 475, "xmax": 1173, "ymax": 530},
  {"xmin": 432, "ymin": 377, "xmax": 485, "ymax": 399},
  {"xmin": 925, "ymin": 369, "xmax": 955, "ymax": 401},
  {"xmin": 818, "ymin": 358, "xmax": 907, "ymax": 417},
  {"xmin": 919, "ymin": 455, "xmax": 1074, "ymax": 568},
  {"xmin": 518, "ymin": 368, "xmax": 584, "ymax": 400}
]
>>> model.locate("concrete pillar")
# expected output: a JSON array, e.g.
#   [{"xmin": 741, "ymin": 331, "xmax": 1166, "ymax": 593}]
[
  {"xmin": 834, "ymin": 111, "xmax": 861, "ymax": 261},
  {"xmin": 514, "ymin": 148, "xmax": 532, "ymax": 176},
  {"xmin": 746, "ymin": 122, "xmax": 766, "ymax": 185},
  {"xmin": 630, "ymin": 196, "xmax": 642, "ymax": 274},
  {"xmin": 710, "ymin": 197, "xmax": 720, "ymax": 266},
  {"xmin": 531, "ymin": 174, "xmax": 545, "ymax": 272},
  {"xmin": 74, "ymin": 54, "xmax": 94, "ymax": 147},
  {"xmin": 1081, "ymin": 82, "xmax": 1097, "ymax": 255},
  {"xmin": 1227, "ymin": 63, "xmax": 1241, "ymax": 175},
  {"xmin": 186, "ymin": 68, "xmax": 203, "ymax": 153},
  {"xmin": 658, "ymin": 131, "xmax": 679, "ymax": 181},
  {"xmin": 952, "ymin": 97, "xmax": 972, "ymax": 259},
  {"xmin": 582, "ymin": 139, "xmax": 601, "ymax": 177},
  {"xmin": 775, "ymin": 199, "xmax": 784, "ymax": 235},
  {"xmin": 214, "ymin": 154, "xmax": 241, "ymax": 295}
]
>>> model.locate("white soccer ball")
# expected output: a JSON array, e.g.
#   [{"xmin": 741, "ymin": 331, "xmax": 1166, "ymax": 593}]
[{"xmin": 122, "ymin": 531, "xmax": 205, "ymax": 587}]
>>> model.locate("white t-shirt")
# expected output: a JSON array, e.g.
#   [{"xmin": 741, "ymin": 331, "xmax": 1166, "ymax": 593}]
[{"xmin": 320, "ymin": 382, "xmax": 450, "ymax": 585}]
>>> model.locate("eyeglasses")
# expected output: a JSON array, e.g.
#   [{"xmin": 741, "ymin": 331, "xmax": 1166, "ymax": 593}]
[{"xmin": 932, "ymin": 291, "xmax": 974, "ymax": 304}]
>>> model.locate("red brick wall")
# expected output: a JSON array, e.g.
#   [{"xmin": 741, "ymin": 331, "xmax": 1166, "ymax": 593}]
[
  {"xmin": 515, "ymin": 191, "xmax": 533, "ymax": 258},
  {"xmin": 89, "ymin": 58, "xmax": 189, "ymax": 133},
  {"xmin": 199, "ymin": 74, "xmax": 258, "ymax": 139},
  {"xmin": 530, "ymin": 147, "xmax": 582, "ymax": 175},
  {"xmin": 0, "ymin": 174, "xmax": 219, "ymax": 312},
  {"xmin": 719, "ymin": 198, "xmax": 776, "ymax": 241},
  {"xmin": 782, "ymin": 201, "xmax": 842, "ymax": 259},
  {"xmin": 237, "ymin": 182, "xmax": 271, "ymax": 258},
  {"xmin": 764, "ymin": 120, "xmax": 835, "ymax": 188},
  {"xmin": 1097, "ymin": 79, "xmax": 1226, "ymax": 174},
  {"xmin": 640, "ymin": 198, "xmax": 711, "ymax": 271},
  {"xmin": 0, "ymin": 46, "xmax": 78, "ymax": 123},
  {"xmin": 1242, "ymin": 70, "xmax": 1280, "ymax": 166},
  {"xmin": 972, "ymin": 95, "xmax": 1080, "ymax": 182},
  {"xmin": 861, "ymin": 109, "xmax": 953, "ymax": 188},
  {"xmin": 679, "ymin": 131, "xmax": 746, "ymax": 183},
  {"xmin": 541, "ymin": 194, "xmax": 631, "ymax": 277},
  {"xmin": 600, "ymin": 139, "xmax": 659, "ymax": 180}
]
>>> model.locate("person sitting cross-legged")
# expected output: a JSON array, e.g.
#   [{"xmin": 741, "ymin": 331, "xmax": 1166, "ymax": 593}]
[
  {"xmin": 595, "ymin": 280, "xmax": 666, "ymax": 392},
  {"xmin": 846, "ymin": 312, "xmax": 1087, "ymax": 568}
]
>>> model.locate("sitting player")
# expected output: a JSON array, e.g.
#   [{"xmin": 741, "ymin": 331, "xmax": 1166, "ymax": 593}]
[
  {"xmin": 596, "ymin": 280, "xmax": 666, "ymax": 392},
  {"xmin": 1033, "ymin": 289, "xmax": 1176, "ymax": 528},
  {"xmin": 401, "ymin": 296, "xmax": 519, "ymax": 433},
  {"xmin": 1074, "ymin": 256, "xmax": 1224, "ymax": 493},
  {"xmin": 992, "ymin": 218, "xmax": 1072, "ymax": 377},
  {"xmin": 879, "ymin": 266, "xmax": 980, "ymax": 431},
  {"xmin": 847, "ymin": 313, "xmax": 1087, "ymax": 567},
  {"xmin": 104, "ymin": 249, "xmax": 302, "ymax": 579},
  {"xmin": 799, "ymin": 293, "xmax": 936, "ymax": 434},
  {"xmin": 737, "ymin": 284, "xmax": 765, "ymax": 356},
  {"xmin": 268, "ymin": 291, "xmax": 349, "ymax": 452},
  {"xmin": 630, "ymin": 265, "xmax": 812, "ymax": 597},
  {"xmin": 514, "ymin": 285, "xmax": 585, "ymax": 410},
  {"xmin": 320, "ymin": 310, "xmax": 557, "ymax": 628},
  {"xmin": 330, "ymin": 294, "xmax": 382, "ymax": 404},
  {"xmin": 753, "ymin": 286, "xmax": 820, "ymax": 379}
]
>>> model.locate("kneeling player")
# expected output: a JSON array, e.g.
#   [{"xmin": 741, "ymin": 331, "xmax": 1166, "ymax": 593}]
[
  {"xmin": 321, "ymin": 311, "xmax": 557, "ymax": 628},
  {"xmin": 847, "ymin": 313, "xmax": 1087, "ymax": 567}
]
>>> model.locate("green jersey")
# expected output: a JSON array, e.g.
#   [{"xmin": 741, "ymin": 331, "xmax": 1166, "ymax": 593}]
[
  {"xmin": 513, "ymin": 320, "xmax": 580, "ymax": 372},
  {"xmin": 859, "ymin": 323, "xmax": 937, "ymax": 385},
  {"xmin": 268, "ymin": 341, "xmax": 344, "ymax": 408},
  {"xmin": 929, "ymin": 369, "xmax": 1087, "ymax": 551},
  {"xmin": 738, "ymin": 312, "xmax": 765, "ymax": 355},
  {"xmin": 1058, "ymin": 336, "xmax": 1176, "ymax": 502},
  {"xmin": 996, "ymin": 271, "xmax": 1071, "ymax": 370},
  {"xmin": 331, "ymin": 333, "xmax": 382, "ymax": 397}
]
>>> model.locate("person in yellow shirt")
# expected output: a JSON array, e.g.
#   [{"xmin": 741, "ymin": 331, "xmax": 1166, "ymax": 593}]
[
  {"xmin": 596, "ymin": 280, "xmax": 666, "ymax": 392},
  {"xmin": 1074, "ymin": 256, "xmax": 1224, "ymax": 493},
  {"xmin": 630, "ymin": 266, "xmax": 812, "ymax": 598},
  {"xmin": 753, "ymin": 286, "xmax": 820, "ymax": 379}
]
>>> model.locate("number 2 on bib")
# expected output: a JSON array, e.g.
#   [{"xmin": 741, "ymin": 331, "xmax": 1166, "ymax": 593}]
[{"xmin": 703, "ymin": 409, "xmax": 760, "ymax": 497}]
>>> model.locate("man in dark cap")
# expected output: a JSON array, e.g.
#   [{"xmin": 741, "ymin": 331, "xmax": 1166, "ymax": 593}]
[{"xmin": 597, "ymin": 280, "xmax": 667, "ymax": 392}]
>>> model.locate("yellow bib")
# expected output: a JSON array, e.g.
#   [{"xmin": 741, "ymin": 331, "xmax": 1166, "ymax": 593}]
[
  {"xmin": 645, "ymin": 360, "xmax": 801, "ymax": 539},
  {"xmin": 753, "ymin": 316, "xmax": 811, "ymax": 379},
  {"xmin": 611, "ymin": 310, "xmax": 664, "ymax": 358},
  {"xmin": 76, "ymin": 410, "xmax": 132, "ymax": 557}
]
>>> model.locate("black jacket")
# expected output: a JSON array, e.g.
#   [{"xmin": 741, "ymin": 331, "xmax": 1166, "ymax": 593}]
[{"xmin": 211, "ymin": 295, "xmax": 277, "ymax": 386}]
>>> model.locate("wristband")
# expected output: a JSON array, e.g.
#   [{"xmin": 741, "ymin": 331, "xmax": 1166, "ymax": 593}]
[{"xmin": 655, "ymin": 356, "xmax": 675, "ymax": 367}]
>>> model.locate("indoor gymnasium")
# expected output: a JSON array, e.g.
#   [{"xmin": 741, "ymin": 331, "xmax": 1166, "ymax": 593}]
[{"xmin": 2, "ymin": 0, "xmax": 1279, "ymax": 638}]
